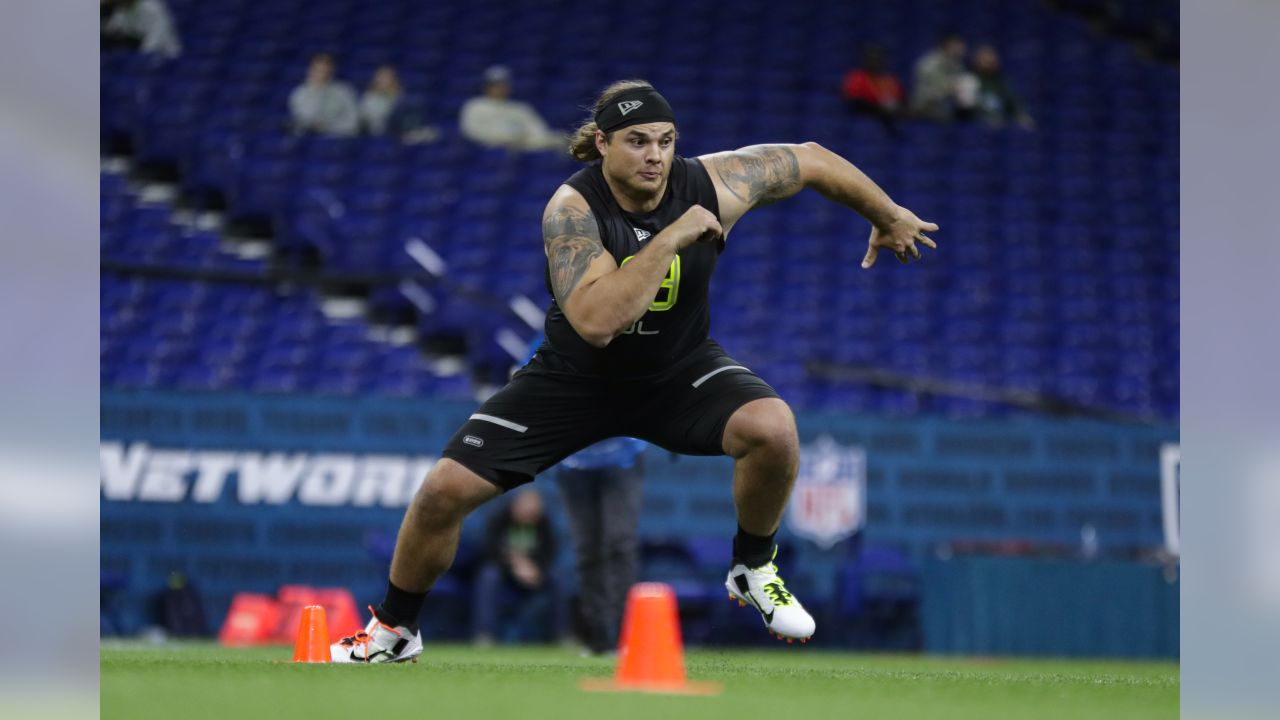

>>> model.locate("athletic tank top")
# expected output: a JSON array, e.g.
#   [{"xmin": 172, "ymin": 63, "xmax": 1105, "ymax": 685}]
[{"xmin": 540, "ymin": 156, "xmax": 722, "ymax": 378}]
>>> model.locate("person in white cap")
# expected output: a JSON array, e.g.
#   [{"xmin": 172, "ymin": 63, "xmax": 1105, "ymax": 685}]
[{"xmin": 459, "ymin": 65, "xmax": 564, "ymax": 151}]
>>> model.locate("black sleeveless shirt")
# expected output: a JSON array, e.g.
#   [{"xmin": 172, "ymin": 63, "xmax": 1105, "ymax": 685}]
[{"xmin": 541, "ymin": 156, "xmax": 722, "ymax": 378}]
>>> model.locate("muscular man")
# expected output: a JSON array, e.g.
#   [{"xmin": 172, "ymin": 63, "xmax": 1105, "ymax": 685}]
[{"xmin": 333, "ymin": 80, "xmax": 937, "ymax": 662}]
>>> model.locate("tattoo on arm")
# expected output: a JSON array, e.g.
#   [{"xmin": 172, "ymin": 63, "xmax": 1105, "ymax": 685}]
[
  {"xmin": 712, "ymin": 145, "xmax": 802, "ymax": 207},
  {"xmin": 543, "ymin": 205, "xmax": 605, "ymax": 306}
]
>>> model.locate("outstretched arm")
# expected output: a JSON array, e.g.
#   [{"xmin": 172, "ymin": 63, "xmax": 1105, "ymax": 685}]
[
  {"xmin": 701, "ymin": 142, "xmax": 938, "ymax": 268},
  {"xmin": 542, "ymin": 186, "xmax": 720, "ymax": 347}
]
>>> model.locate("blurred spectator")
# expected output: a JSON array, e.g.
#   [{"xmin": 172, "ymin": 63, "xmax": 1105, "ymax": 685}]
[
  {"xmin": 359, "ymin": 64, "xmax": 440, "ymax": 143},
  {"xmin": 910, "ymin": 32, "xmax": 967, "ymax": 121},
  {"xmin": 555, "ymin": 439, "xmax": 646, "ymax": 656},
  {"xmin": 968, "ymin": 45, "xmax": 1035, "ymax": 129},
  {"xmin": 157, "ymin": 571, "xmax": 207, "ymax": 638},
  {"xmin": 459, "ymin": 65, "xmax": 564, "ymax": 151},
  {"xmin": 472, "ymin": 488, "xmax": 566, "ymax": 645},
  {"xmin": 102, "ymin": 0, "xmax": 181, "ymax": 59},
  {"xmin": 289, "ymin": 53, "xmax": 359, "ymax": 137},
  {"xmin": 841, "ymin": 45, "xmax": 905, "ymax": 134}
]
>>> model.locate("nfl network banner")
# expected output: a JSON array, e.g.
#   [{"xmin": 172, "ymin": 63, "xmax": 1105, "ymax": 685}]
[
  {"xmin": 787, "ymin": 435, "xmax": 866, "ymax": 549},
  {"xmin": 100, "ymin": 442, "xmax": 436, "ymax": 507},
  {"xmin": 100, "ymin": 389, "xmax": 1178, "ymax": 643}
]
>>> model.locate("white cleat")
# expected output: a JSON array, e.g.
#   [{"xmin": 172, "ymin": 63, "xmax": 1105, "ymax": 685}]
[
  {"xmin": 725, "ymin": 547, "xmax": 816, "ymax": 642},
  {"xmin": 330, "ymin": 607, "xmax": 423, "ymax": 664}
]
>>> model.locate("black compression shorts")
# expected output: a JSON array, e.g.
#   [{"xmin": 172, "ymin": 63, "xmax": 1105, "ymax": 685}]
[{"xmin": 440, "ymin": 338, "xmax": 780, "ymax": 490}]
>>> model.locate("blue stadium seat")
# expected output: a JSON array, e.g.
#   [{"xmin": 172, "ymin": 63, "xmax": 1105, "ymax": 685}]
[{"xmin": 101, "ymin": 0, "xmax": 1178, "ymax": 418}]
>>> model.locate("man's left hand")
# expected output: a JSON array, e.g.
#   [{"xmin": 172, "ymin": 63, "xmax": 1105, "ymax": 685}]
[{"xmin": 862, "ymin": 207, "xmax": 939, "ymax": 268}]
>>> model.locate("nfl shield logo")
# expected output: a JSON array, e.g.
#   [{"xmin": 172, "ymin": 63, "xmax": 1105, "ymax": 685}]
[{"xmin": 786, "ymin": 435, "xmax": 866, "ymax": 549}]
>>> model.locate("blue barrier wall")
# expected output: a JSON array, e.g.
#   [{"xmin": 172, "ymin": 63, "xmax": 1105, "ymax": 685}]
[
  {"xmin": 921, "ymin": 556, "xmax": 1179, "ymax": 658},
  {"xmin": 101, "ymin": 389, "xmax": 1177, "ymax": 655}
]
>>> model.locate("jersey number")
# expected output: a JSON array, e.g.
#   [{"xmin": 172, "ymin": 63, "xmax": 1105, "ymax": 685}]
[{"xmin": 620, "ymin": 255, "xmax": 681, "ymax": 312}]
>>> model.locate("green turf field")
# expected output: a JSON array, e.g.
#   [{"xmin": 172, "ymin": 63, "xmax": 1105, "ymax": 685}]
[{"xmin": 101, "ymin": 642, "xmax": 1178, "ymax": 720}]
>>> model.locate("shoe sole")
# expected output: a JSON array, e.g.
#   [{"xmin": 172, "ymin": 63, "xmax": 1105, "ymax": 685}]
[
  {"xmin": 335, "ymin": 654, "xmax": 421, "ymax": 664},
  {"xmin": 332, "ymin": 645, "xmax": 423, "ymax": 664},
  {"xmin": 724, "ymin": 584, "xmax": 812, "ymax": 644},
  {"xmin": 386, "ymin": 647, "xmax": 423, "ymax": 664}
]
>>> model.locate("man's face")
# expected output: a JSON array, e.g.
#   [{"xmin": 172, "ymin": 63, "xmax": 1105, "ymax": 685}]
[
  {"xmin": 485, "ymin": 80, "xmax": 511, "ymax": 99},
  {"xmin": 308, "ymin": 57, "xmax": 334, "ymax": 84},
  {"xmin": 974, "ymin": 46, "xmax": 999, "ymax": 73},
  {"xmin": 372, "ymin": 67, "xmax": 398, "ymax": 93},
  {"xmin": 511, "ymin": 491, "xmax": 543, "ymax": 524},
  {"xmin": 944, "ymin": 38, "xmax": 966, "ymax": 61},
  {"xmin": 865, "ymin": 48, "xmax": 884, "ymax": 72},
  {"xmin": 598, "ymin": 122, "xmax": 676, "ymax": 197}
]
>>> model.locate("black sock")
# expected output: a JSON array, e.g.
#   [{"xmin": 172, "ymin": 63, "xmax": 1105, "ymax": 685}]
[
  {"xmin": 375, "ymin": 579, "xmax": 426, "ymax": 630},
  {"xmin": 732, "ymin": 525, "xmax": 777, "ymax": 568}
]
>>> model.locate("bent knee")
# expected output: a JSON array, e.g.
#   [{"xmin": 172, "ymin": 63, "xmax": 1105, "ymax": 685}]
[
  {"xmin": 724, "ymin": 399, "xmax": 799, "ymax": 458},
  {"xmin": 413, "ymin": 458, "xmax": 501, "ymax": 518}
]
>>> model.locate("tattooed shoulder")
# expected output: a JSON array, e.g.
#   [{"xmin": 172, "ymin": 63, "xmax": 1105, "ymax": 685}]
[
  {"xmin": 542, "ymin": 204, "xmax": 604, "ymax": 306},
  {"xmin": 710, "ymin": 144, "xmax": 802, "ymax": 207}
]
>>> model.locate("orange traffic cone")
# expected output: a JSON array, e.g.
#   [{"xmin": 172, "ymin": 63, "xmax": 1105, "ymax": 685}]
[
  {"xmin": 218, "ymin": 592, "xmax": 279, "ymax": 646},
  {"xmin": 291, "ymin": 605, "xmax": 332, "ymax": 663},
  {"xmin": 581, "ymin": 582, "xmax": 721, "ymax": 695}
]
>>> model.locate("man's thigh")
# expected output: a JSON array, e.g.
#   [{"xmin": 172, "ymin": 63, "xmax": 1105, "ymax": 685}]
[
  {"xmin": 626, "ymin": 341, "xmax": 781, "ymax": 457},
  {"xmin": 442, "ymin": 369, "xmax": 619, "ymax": 490}
]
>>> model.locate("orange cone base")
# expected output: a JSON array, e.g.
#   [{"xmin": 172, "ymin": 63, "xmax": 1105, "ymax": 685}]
[
  {"xmin": 580, "ymin": 583, "xmax": 721, "ymax": 695},
  {"xmin": 579, "ymin": 677, "xmax": 722, "ymax": 696}
]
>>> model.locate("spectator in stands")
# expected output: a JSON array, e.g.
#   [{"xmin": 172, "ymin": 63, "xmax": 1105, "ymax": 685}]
[
  {"xmin": 289, "ymin": 53, "xmax": 359, "ymax": 137},
  {"xmin": 969, "ymin": 45, "xmax": 1035, "ymax": 130},
  {"xmin": 841, "ymin": 45, "xmax": 905, "ymax": 134},
  {"xmin": 555, "ymin": 438, "xmax": 646, "ymax": 656},
  {"xmin": 102, "ymin": 0, "xmax": 181, "ymax": 59},
  {"xmin": 459, "ymin": 65, "xmax": 564, "ymax": 151},
  {"xmin": 472, "ymin": 488, "xmax": 565, "ymax": 645},
  {"xmin": 910, "ymin": 32, "xmax": 968, "ymax": 121},
  {"xmin": 359, "ymin": 64, "xmax": 440, "ymax": 143}
]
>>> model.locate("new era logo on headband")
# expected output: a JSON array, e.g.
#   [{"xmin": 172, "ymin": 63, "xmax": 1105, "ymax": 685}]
[{"xmin": 594, "ymin": 89, "xmax": 673, "ymax": 132}]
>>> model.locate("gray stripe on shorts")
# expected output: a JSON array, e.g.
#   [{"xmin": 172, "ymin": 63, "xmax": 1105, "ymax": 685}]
[
  {"xmin": 469, "ymin": 413, "xmax": 528, "ymax": 433},
  {"xmin": 691, "ymin": 365, "xmax": 749, "ymax": 388}
]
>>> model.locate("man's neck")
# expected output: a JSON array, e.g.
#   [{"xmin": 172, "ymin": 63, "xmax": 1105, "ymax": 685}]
[{"xmin": 603, "ymin": 170, "xmax": 665, "ymax": 214}]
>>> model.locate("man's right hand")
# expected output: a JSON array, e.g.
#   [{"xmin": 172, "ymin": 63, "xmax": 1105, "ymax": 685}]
[{"xmin": 664, "ymin": 205, "xmax": 723, "ymax": 250}]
